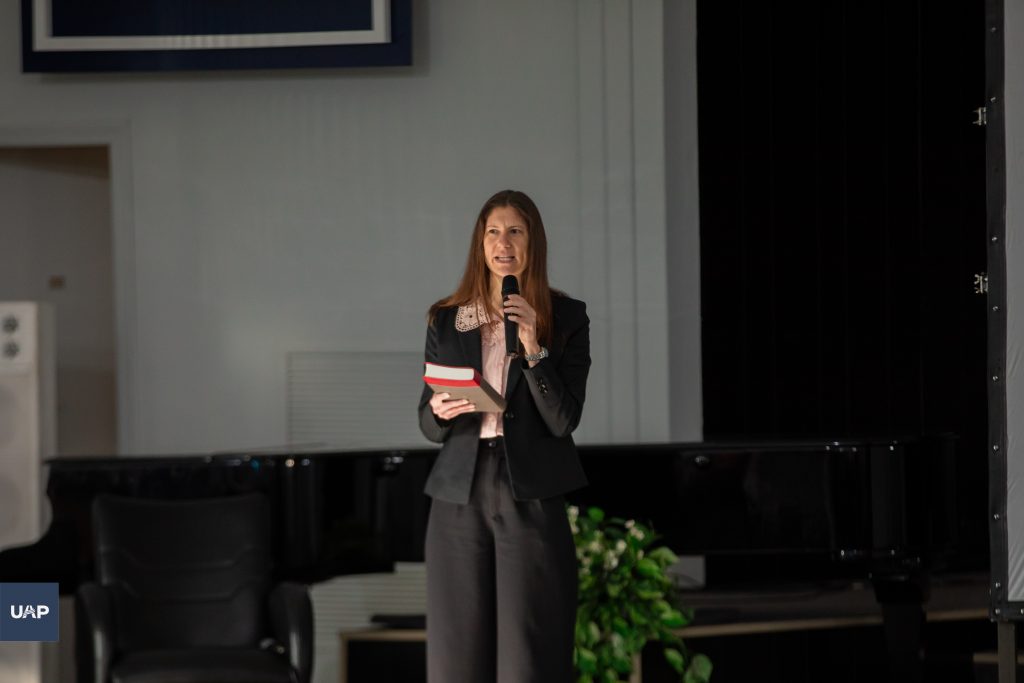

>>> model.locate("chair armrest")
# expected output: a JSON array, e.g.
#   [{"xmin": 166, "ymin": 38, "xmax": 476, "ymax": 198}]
[
  {"xmin": 75, "ymin": 582, "xmax": 115, "ymax": 683},
  {"xmin": 268, "ymin": 581, "xmax": 313, "ymax": 683}
]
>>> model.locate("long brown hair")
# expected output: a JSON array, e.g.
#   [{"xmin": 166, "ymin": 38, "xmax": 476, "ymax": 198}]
[{"xmin": 429, "ymin": 189, "xmax": 555, "ymax": 347}]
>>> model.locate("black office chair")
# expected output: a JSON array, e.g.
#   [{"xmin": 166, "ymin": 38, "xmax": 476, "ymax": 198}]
[{"xmin": 75, "ymin": 493, "xmax": 313, "ymax": 683}]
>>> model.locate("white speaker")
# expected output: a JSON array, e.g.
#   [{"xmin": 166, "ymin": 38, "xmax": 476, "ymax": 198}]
[{"xmin": 0, "ymin": 302, "xmax": 56, "ymax": 683}]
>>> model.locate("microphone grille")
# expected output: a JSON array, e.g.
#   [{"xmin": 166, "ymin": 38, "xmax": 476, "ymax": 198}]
[{"xmin": 501, "ymin": 275, "xmax": 520, "ymax": 295}]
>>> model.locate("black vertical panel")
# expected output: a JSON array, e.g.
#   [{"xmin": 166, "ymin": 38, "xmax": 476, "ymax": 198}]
[
  {"xmin": 737, "ymin": 0, "xmax": 775, "ymax": 432},
  {"xmin": 814, "ymin": 1, "xmax": 852, "ymax": 432},
  {"xmin": 698, "ymin": 0, "xmax": 987, "ymax": 532},
  {"xmin": 698, "ymin": 0, "xmax": 746, "ymax": 428},
  {"xmin": 984, "ymin": 0, "xmax": 1008, "ymax": 613},
  {"xmin": 772, "ymin": 0, "xmax": 838, "ymax": 434}
]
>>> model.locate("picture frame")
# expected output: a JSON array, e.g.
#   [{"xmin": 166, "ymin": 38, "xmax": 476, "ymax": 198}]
[{"xmin": 21, "ymin": 0, "xmax": 411, "ymax": 72}]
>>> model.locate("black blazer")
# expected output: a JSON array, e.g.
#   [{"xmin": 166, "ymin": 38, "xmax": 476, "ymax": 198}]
[{"xmin": 418, "ymin": 294, "xmax": 591, "ymax": 503}]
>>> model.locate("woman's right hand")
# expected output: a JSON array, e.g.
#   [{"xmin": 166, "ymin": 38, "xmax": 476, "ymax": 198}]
[{"xmin": 430, "ymin": 392, "xmax": 477, "ymax": 421}]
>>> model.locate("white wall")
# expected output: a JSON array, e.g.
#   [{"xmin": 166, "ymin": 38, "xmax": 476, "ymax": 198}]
[{"xmin": 1, "ymin": 0, "xmax": 702, "ymax": 453}]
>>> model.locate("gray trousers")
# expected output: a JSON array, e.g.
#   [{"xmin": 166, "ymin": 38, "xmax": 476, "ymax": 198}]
[{"xmin": 425, "ymin": 438, "xmax": 578, "ymax": 683}]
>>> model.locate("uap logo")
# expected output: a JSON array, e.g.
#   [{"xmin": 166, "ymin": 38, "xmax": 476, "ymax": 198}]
[
  {"xmin": 1, "ymin": 583, "xmax": 58, "ymax": 641},
  {"xmin": 10, "ymin": 604, "xmax": 51, "ymax": 619}
]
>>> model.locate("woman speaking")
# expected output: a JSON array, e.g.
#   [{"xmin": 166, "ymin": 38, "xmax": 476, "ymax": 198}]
[{"xmin": 418, "ymin": 189, "xmax": 591, "ymax": 682}]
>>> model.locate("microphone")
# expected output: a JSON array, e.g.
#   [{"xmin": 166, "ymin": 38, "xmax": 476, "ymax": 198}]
[{"xmin": 501, "ymin": 275, "xmax": 519, "ymax": 357}]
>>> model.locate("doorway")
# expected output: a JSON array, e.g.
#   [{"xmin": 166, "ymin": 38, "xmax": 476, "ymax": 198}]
[{"xmin": 0, "ymin": 145, "xmax": 118, "ymax": 455}]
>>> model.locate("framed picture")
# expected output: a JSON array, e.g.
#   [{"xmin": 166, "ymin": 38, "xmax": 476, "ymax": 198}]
[{"xmin": 21, "ymin": 0, "xmax": 411, "ymax": 72}]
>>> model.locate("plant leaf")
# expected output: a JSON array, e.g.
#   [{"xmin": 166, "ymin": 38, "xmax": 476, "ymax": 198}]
[
  {"xmin": 612, "ymin": 652, "xmax": 633, "ymax": 673},
  {"xmin": 636, "ymin": 557, "xmax": 662, "ymax": 579},
  {"xmin": 648, "ymin": 546, "xmax": 679, "ymax": 566},
  {"xmin": 628, "ymin": 604, "xmax": 648, "ymax": 625},
  {"xmin": 663, "ymin": 647, "xmax": 685, "ymax": 674},
  {"xmin": 587, "ymin": 621, "xmax": 602, "ymax": 645},
  {"xmin": 684, "ymin": 653, "xmax": 713, "ymax": 683},
  {"xmin": 577, "ymin": 647, "xmax": 598, "ymax": 674},
  {"xmin": 661, "ymin": 609, "xmax": 687, "ymax": 628},
  {"xmin": 587, "ymin": 507, "xmax": 606, "ymax": 523}
]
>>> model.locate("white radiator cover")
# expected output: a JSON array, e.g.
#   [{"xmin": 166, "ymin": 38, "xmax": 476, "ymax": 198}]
[
  {"xmin": 0, "ymin": 302, "xmax": 56, "ymax": 683},
  {"xmin": 287, "ymin": 351, "xmax": 426, "ymax": 449}
]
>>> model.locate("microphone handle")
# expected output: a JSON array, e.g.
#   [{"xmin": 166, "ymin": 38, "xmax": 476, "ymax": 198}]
[{"xmin": 504, "ymin": 295, "xmax": 518, "ymax": 357}]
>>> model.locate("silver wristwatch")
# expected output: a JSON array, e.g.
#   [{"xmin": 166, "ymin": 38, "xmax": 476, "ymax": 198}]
[{"xmin": 523, "ymin": 346, "xmax": 549, "ymax": 362}]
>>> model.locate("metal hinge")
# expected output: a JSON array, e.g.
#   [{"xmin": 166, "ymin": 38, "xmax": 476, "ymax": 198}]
[
  {"xmin": 973, "ymin": 106, "xmax": 988, "ymax": 126},
  {"xmin": 974, "ymin": 272, "xmax": 989, "ymax": 294}
]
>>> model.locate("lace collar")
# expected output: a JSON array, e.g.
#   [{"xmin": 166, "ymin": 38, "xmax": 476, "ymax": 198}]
[{"xmin": 455, "ymin": 302, "xmax": 499, "ymax": 332}]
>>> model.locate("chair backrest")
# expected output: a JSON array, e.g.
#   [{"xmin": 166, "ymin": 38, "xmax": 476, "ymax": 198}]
[{"xmin": 92, "ymin": 493, "xmax": 273, "ymax": 652}]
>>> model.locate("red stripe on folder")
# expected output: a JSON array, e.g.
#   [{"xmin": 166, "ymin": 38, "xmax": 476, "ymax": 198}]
[{"xmin": 425, "ymin": 378, "xmax": 479, "ymax": 388}]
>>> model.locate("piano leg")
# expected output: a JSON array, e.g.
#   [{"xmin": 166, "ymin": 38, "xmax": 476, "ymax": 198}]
[
  {"xmin": 873, "ymin": 573, "xmax": 928, "ymax": 683},
  {"xmin": 998, "ymin": 621, "xmax": 1017, "ymax": 683}
]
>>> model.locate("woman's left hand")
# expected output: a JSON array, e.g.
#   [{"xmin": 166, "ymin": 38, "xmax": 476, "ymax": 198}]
[{"xmin": 503, "ymin": 294, "xmax": 540, "ymax": 354}]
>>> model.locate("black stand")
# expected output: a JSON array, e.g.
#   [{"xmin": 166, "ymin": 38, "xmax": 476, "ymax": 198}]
[
  {"xmin": 873, "ymin": 573, "xmax": 929, "ymax": 683},
  {"xmin": 998, "ymin": 621, "xmax": 1017, "ymax": 683}
]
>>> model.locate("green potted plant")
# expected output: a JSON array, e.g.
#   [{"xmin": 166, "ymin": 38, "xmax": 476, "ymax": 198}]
[{"xmin": 570, "ymin": 505, "xmax": 712, "ymax": 683}]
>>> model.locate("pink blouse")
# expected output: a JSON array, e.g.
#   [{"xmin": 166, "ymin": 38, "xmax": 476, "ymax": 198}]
[{"xmin": 479, "ymin": 316, "xmax": 510, "ymax": 438}]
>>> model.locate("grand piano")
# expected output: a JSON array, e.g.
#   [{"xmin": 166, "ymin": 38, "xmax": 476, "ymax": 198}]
[{"xmin": 0, "ymin": 435, "xmax": 982, "ymax": 592}]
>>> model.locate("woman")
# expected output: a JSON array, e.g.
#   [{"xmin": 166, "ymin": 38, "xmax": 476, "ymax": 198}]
[{"xmin": 418, "ymin": 189, "xmax": 591, "ymax": 682}]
